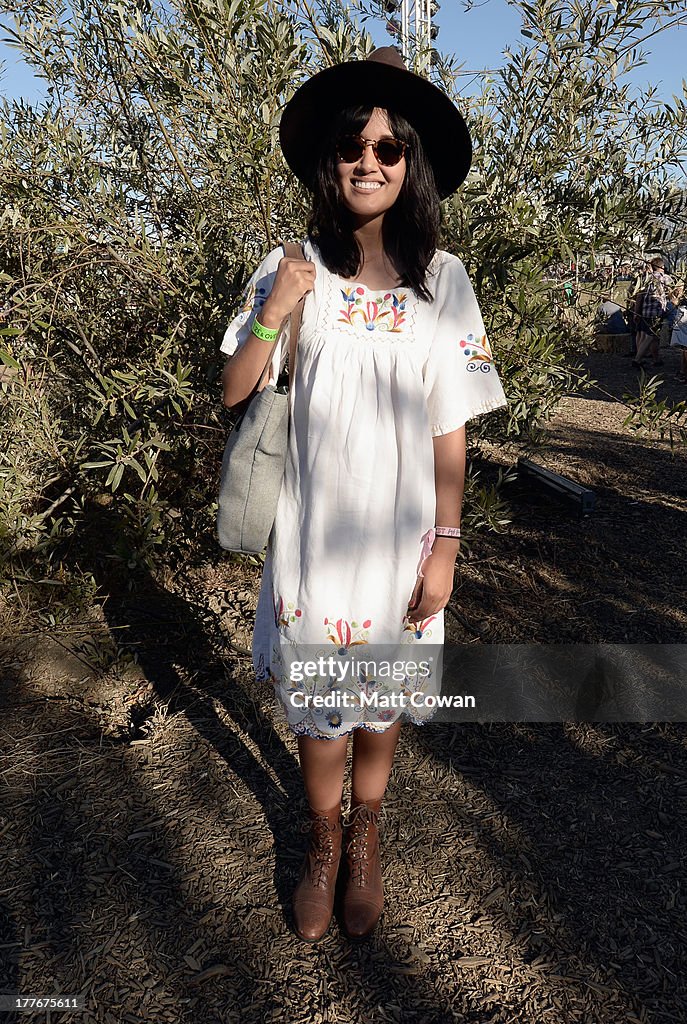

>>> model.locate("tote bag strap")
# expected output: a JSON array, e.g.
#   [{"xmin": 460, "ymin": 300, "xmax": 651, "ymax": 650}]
[{"xmin": 281, "ymin": 240, "xmax": 307, "ymax": 379}]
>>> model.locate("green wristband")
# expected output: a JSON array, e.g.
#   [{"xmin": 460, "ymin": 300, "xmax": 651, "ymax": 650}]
[{"xmin": 251, "ymin": 316, "xmax": 279, "ymax": 342}]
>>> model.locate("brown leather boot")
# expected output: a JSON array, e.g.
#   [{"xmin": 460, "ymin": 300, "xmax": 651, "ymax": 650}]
[
  {"xmin": 292, "ymin": 803, "xmax": 343, "ymax": 942},
  {"xmin": 342, "ymin": 795, "xmax": 384, "ymax": 940}
]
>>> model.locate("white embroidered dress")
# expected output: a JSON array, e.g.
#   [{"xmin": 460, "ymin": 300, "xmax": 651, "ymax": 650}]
[{"xmin": 221, "ymin": 238, "xmax": 507, "ymax": 739}]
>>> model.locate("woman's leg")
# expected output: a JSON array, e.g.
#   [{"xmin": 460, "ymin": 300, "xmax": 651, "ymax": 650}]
[
  {"xmin": 297, "ymin": 733, "xmax": 349, "ymax": 810},
  {"xmin": 350, "ymin": 720, "xmax": 402, "ymax": 801}
]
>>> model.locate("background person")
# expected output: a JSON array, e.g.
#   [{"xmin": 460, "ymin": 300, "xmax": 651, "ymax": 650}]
[
  {"xmin": 633, "ymin": 256, "xmax": 669, "ymax": 368},
  {"xmin": 597, "ymin": 294, "xmax": 628, "ymax": 335},
  {"xmin": 625, "ymin": 261, "xmax": 652, "ymax": 358}
]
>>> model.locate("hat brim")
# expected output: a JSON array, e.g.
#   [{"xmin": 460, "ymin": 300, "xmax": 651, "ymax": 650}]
[{"xmin": 279, "ymin": 60, "xmax": 472, "ymax": 200}]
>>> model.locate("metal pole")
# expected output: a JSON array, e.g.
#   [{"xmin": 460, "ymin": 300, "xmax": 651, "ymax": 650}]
[
  {"xmin": 421, "ymin": 0, "xmax": 430, "ymax": 74},
  {"xmin": 402, "ymin": 0, "xmax": 409, "ymax": 64},
  {"xmin": 394, "ymin": 0, "xmax": 435, "ymax": 74},
  {"xmin": 414, "ymin": 0, "xmax": 419, "ymax": 69}
]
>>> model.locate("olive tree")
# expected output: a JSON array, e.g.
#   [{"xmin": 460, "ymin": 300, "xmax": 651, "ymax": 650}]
[{"xmin": 0, "ymin": 0, "xmax": 685, "ymax": 607}]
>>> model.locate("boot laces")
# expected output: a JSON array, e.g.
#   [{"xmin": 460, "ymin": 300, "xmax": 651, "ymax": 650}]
[
  {"xmin": 301, "ymin": 813, "xmax": 340, "ymax": 888},
  {"xmin": 345, "ymin": 804, "xmax": 380, "ymax": 885}
]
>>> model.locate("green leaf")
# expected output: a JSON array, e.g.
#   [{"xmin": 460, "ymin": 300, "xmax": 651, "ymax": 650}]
[
  {"xmin": 129, "ymin": 458, "xmax": 148, "ymax": 483},
  {"xmin": 0, "ymin": 349, "xmax": 20, "ymax": 370},
  {"xmin": 111, "ymin": 464, "xmax": 124, "ymax": 492}
]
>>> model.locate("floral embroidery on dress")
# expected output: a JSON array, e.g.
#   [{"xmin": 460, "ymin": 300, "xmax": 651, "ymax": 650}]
[
  {"xmin": 280, "ymin": 671, "xmax": 310, "ymax": 706},
  {"xmin": 460, "ymin": 332, "xmax": 493, "ymax": 372},
  {"xmin": 325, "ymin": 710, "xmax": 344, "ymax": 730},
  {"xmin": 398, "ymin": 667, "xmax": 436, "ymax": 705},
  {"xmin": 403, "ymin": 614, "xmax": 437, "ymax": 640},
  {"xmin": 274, "ymin": 596, "xmax": 302, "ymax": 629},
  {"xmin": 338, "ymin": 288, "xmax": 407, "ymax": 333},
  {"xmin": 237, "ymin": 282, "xmax": 268, "ymax": 323},
  {"xmin": 324, "ymin": 616, "xmax": 372, "ymax": 653}
]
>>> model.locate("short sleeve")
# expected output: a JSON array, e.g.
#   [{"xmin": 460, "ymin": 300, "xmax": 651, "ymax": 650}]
[
  {"xmin": 423, "ymin": 255, "xmax": 508, "ymax": 436},
  {"xmin": 220, "ymin": 245, "xmax": 288, "ymax": 385}
]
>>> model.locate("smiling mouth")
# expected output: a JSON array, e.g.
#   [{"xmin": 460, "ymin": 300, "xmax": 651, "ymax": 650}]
[{"xmin": 351, "ymin": 180, "xmax": 383, "ymax": 191}]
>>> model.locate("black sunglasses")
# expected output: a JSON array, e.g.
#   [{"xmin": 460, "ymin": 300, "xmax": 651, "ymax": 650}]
[{"xmin": 336, "ymin": 135, "xmax": 407, "ymax": 167}]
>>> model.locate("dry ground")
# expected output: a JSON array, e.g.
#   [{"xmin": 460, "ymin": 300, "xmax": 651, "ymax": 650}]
[
  {"xmin": 0, "ymin": 344, "xmax": 685, "ymax": 1024},
  {"xmin": 460, "ymin": 345, "xmax": 686, "ymax": 645}
]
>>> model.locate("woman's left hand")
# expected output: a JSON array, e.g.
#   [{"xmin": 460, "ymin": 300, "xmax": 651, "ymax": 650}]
[{"xmin": 406, "ymin": 546, "xmax": 457, "ymax": 622}]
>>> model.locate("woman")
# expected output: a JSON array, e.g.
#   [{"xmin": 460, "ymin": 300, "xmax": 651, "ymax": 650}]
[{"xmin": 221, "ymin": 48, "xmax": 507, "ymax": 942}]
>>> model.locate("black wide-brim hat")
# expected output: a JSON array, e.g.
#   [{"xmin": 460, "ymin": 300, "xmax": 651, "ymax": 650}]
[{"xmin": 279, "ymin": 47, "xmax": 472, "ymax": 201}]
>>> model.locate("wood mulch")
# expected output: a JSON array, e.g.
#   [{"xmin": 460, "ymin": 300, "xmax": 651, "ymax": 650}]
[{"xmin": 0, "ymin": 345, "xmax": 685, "ymax": 1024}]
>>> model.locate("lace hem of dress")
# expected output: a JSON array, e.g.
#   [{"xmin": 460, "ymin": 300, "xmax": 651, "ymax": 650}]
[
  {"xmin": 281, "ymin": 705, "xmax": 440, "ymax": 741},
  {"xmin": 290, "ymin": 720, "xmax": 394, "ymax": 740}
]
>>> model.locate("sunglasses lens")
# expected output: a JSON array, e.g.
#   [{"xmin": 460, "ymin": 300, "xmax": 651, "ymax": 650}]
[
  {"xmin": 375, "ymin": 140, "xmax": 404, "ymax": 165},
  {"xmin": 337, "ymin": 137, "xmax": 365, "ymax": 162}
]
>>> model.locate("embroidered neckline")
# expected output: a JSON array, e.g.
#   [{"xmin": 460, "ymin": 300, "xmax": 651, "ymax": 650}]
[
  {"xmin": 337, "ymin": 287, "xmax": 408, "ymax": 333},
  {"xmin": 334, "ymin": 275, "xmax": 408, "ymax": 295}
]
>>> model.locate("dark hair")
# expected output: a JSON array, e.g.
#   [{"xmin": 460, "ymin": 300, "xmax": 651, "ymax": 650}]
[{"xmin": 306, "ymin": 105, "xmax": 441, "ymax": 302}]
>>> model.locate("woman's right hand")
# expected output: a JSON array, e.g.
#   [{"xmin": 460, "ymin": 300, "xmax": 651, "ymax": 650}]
[{"xmin": 259, "ymin": 256, "xmax": 316, "ymax": 328}]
